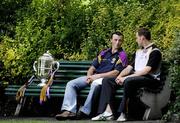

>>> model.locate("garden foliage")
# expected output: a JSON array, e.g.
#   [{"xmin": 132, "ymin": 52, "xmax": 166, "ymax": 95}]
[{"xmin": 0, "ymin": 0, "xmax": 179, "ymax": 117}]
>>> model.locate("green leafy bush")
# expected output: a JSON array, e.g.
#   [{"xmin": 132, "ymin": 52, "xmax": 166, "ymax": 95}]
[
  {"xmin": 0, "ymin": 0, "xmax": 178, "ymax": 85},
  {"xmin": 0, "ymin": 0, "xmax": 31, "ymax": 39},
  {"xmin": 163, "ymin": 30, "xmax": 180, "ymax": 121},
  {"xmin": 0, "ymin": 0, "xmax": 179, "ymax": 120}
]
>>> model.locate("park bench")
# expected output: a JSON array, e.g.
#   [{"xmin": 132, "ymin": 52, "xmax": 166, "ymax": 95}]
[
  {"xmin": 4, "ymin": 60, "xmax": 170, "ymax": 120},
  {"xmin": 4, "ymin": 60, "xmax": 123, "ymax": 116}
]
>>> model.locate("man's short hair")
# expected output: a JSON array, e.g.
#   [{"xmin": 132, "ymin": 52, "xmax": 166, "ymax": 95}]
[
  {"xmin": 137, "ymin": 28, "xmax": 151, "ymax": 40},
  {"xmin": 111, "ymin": 31, "xmax": 123, "ymax": 39}
]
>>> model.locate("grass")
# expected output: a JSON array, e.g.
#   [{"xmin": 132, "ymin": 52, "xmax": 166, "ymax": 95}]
[
  {"xmin": 0, "ymin": 118, "xmax": 111, "ymax": 123},
  {"xmin": 0, "ymin": 117, "xmax": 166, "ymax": 123}
]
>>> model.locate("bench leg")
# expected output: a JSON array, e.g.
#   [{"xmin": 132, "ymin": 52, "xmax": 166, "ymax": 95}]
[
  {"xmin": 143, "ymin": 108, "xmax": 151, "ymax": 120},
  {"xmin": 143, "ymin": 107, "xmax": 162, "ymax": 120},
  {"xmin": 14, "ymin": 97, "xmax": 26, "ymax": 116}
]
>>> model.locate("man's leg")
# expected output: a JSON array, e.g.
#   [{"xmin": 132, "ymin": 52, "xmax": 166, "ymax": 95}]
[
  {"xmin": 56, "ymin": 76, "xmax": 89, "ymax": 120},
  {"xmin": 97, "ymin": 77, "xmax": 117, "ymax": 114},
  {"xmin": 79, "ymin": 78, "xmax": 103, "ymax": 115},
  {"xmin": 117, "ymin": 76, "xmax": 160, "ymax": 121},
  {"xmin": 91, "ymin": 77, "xmax": 118, "ymax": 121},
  {"xmin": 61, "ymin": 76, "xmax": 88, "ymax": 113}
]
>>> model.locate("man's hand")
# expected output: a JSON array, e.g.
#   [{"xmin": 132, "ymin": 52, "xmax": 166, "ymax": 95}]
[
  {"xmin": 86, "ymin": 74, "xmax": 100, "ymax": 84},
  {"xmin": 86, "ymin": 76, "xmax": 93, "ymax": 84},
  {"xmin": 115, "ymin": 76, "xmax": 126, "ymax": 85}
]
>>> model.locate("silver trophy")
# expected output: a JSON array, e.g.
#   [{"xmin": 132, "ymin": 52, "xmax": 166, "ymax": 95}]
[{"xmin": 33, "ymin": 51, "xmax": 59, "ymax": 86}]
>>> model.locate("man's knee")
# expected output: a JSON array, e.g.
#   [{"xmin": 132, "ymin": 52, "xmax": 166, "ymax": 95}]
[
  {"xmin": 66, "ymin": 80, "xmax": 76, "ymax": 88},
  {"xmin": 123, "ymin": 78, "xmax": 135, "ymax": 90},
  {"xmin": 91, "ymin": 81, "xmax": 101, "ymax": 89},
  {"xmin": 102, "ymin": 77, "xmax": 116, "ymax": 85},
  {"xmin": 91, "ymin": 78, "xmax": 103, "ymax": 88}
]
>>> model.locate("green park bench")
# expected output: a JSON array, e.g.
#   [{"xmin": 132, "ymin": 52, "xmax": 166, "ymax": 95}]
[
  {"xmin": 4, "ymin": 60, "xmax": 170, "ymax": 120},
  {"xmin": 4, "ymin": 60, "xmax": 124, "ymax": 116}
]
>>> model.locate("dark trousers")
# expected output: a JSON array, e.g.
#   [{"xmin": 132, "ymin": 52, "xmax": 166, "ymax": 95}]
[
  {"xmin": 97, "ymin": 76, "xmax": 161, "ymax": 115},
  {"xmin": 118, "ymin": 76, "xmax": 161, "ymax": 113},
  {"xmin": 97, "ymin": 77, "xmax": 118, "ymax": 115}
]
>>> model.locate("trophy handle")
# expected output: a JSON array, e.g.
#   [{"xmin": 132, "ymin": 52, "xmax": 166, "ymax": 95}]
[
  {"xmin": 33, "ymin": 61, "xmax": 37, "ymax": 72},
  {"xmin": 53, "ymin": 61, "xmax": 60, "ymax": 73}
]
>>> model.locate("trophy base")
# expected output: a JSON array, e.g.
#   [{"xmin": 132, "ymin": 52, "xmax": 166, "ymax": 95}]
[
  {"xmin": 37, "ymin": 82, "xmax": 46, "ymax": 87},
  {"xmin": 37, "ymin": 78, "xmax": 47, "ymax": 87}
]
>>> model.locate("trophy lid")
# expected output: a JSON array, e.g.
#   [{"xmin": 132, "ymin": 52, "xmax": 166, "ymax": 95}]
[{"xmin": 39, "ymin": 51, "xmax": 54, "ymax": 61}]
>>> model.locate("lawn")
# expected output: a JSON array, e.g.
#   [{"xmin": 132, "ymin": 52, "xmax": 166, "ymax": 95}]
[
  {"xmin": 0, "ymin": 117, "xmax": 108, "ymax": 123},
  {"xmin": 0, "ymin": 117, "xmax": 164, "ymax": 123}
]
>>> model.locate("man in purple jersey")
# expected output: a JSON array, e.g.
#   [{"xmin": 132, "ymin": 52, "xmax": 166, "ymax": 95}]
[{"xmin": 55, "ymin": 31, "xmax": 128, "ymax": 120}]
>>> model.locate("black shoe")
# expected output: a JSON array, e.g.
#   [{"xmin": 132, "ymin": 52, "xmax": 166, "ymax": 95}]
[{"xmin": 76, "ymin": 111, "xmax": 89, "ymax": 120}]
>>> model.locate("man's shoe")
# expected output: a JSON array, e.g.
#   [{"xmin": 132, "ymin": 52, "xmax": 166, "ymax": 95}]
[
  {"xmin": 116, "ymin": 113, "xmax": 127, "ymax": 122},
  {"xmin": 105, "ymin": 115, "xmax": 114, "ymax": 120},
  {"xmin": 91, "ymin": 113, "xmax": 114, "ymax": 121},
  {"xmin": 91, "ymin": 114, "xmax": 104, "ymax": 121},
  {"xmin": 76, "ymin": 111, "xmax": 89, "ymax": 120},
  {"xmin": 55, "ymin": 110, "xmax": 76, "ymax": 120}
]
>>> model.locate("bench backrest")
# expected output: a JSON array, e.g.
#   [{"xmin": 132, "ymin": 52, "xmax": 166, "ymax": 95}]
[
  {"xmin": 5, "ymin": 61, "xmax": 91, "ymax": 97},
  {"xmin": 32, "ymin": 61, "xmax": 92, "ymax": 85}
]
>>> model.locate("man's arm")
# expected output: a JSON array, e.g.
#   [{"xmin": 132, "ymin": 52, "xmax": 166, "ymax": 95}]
[
  {"xmin": 86, "ymin": 65, "xmax": 120, "ymax": 84},
  {"xmin": 86, "ymin": 66, "xmax": 97, "ymax": 84},
  {"xmin": 115, "ymin": 65, "xmax": 133, "ymax": 84},
  {"xmin": 116, "ymin": 66, "xmax": 152, "ymax": 85},
  {"xmin": 127, "ymin": 66, "xmax": 151, "ymax": 77},
  {"xmin": 87, "ymin": 66, "xmax": 96, "ymax": 76},
  {"xmin": 93, "ymin": 69, "xmax": 120, "ymax": 79},
  {"xmin": 117, "ymin": 65, "xmax": 133, "ymax": 77}
]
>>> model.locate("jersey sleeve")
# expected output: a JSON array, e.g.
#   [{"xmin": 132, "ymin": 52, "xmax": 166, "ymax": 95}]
[{"xmin": 146, "ymin": 50, "xmax": 162, "ymax": 70}]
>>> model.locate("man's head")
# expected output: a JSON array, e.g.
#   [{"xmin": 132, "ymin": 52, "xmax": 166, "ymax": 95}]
[
  {"xmin": 136, "ymin": 28, "xmax": 151, "ymax": 47},
  {"xmin": 110, "ymin": 31, "xmax": 124, "ymax": 50}
]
